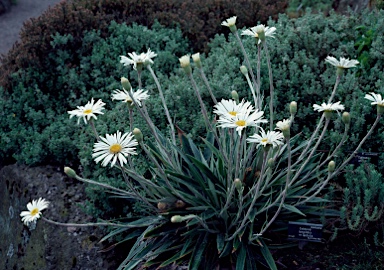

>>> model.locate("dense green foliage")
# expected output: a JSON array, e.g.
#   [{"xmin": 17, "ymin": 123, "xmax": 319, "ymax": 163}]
[
  {"xmin": 0, "ymin": 21, "xmax": 190, "ymax": 167},
  {"xmin": 0, "ymin": 0, "xmax": 287, "ymax": 92},
  {"xmin": 201, "ymin": 9, "xmax": 384, "ymax": 172}
]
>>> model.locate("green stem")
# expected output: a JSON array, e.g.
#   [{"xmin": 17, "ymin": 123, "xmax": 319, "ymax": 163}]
[
  {"xmin": 234, "ymin": 31, "xmax": 259, "ymax": 93},
  {"xmin": 332, "ymin": 114, "xmax": 382, "ymax": 177},
  {"xmin": 147, "ymin": 65, "xmax": 176, "ymax": 145},
  {"xmin": 42, "ymin": 216, "xmax": 139, "ymax": 228},
  {"xmin": 198, "ymin": 67, "xmax": 217, "ymax": 104},
  {"xmin": 291, "ymin": 118, "xmax": 330, "ymax": 186},
  {"xmin": 263, "ymin": 41, "xmax": 274, "ymax": 131}
]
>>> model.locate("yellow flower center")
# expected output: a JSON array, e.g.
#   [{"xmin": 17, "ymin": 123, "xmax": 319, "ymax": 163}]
[
  {"xmin": 83, "ymin": 109, "xmax": 92, "ymax": 114},
  {"xmin": 30, "ymin": 208, "xmax": 39, "ymax": 216},
  {"xmin": 235, "ymin": 120, "xmax": 246, "ymax": 127},
  {"xmin": 228, "ymin": 111, "xmax": 237, "ymax": 116},
  {"xmin": 110, "ymin": 144, "xmax": 122, "ymax": 154},
  {"xmin": 261, "ymin": 138, "xmax": 269, "ymax": 143}
]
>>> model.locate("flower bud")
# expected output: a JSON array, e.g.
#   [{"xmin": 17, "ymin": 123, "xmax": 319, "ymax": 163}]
[
  {"xmin": 289, "ymin": 101, "xmax": 297, "ymax": 115},
  {"xmin": 121, "ymin": 77, "xmax": 132, "ymax": 91},
  {"xmin": 192, "ymin": 53, "xmax": 202, "ymax": 68},
  {"xmin": 64, "ymin": 167, "xmax": 77, "ymax": 178},
  {"xmin": 157, "ymin": 202, "xmax": 168, "ymax": 211},
  {"xmin": 231, "ymin": 90, "xmax": 239, "ymax": 103},
  {"xmin": 328, "ymin": 160, "xmax": 336, "ymax": 173},
  {"xmin": 179, "ymin": 55, "xmax": 192, "ymax": 75},
  {"xmin": 175, "ymin": 200, "xmax": 186, "ymax": 208},
  {"xmin": 342, "ymin": 112, "xmax": 351, "ymax": 125},
  {"xmin": 234, "ymin": 178, "xmax": 242, "ymax": 191},
  {"xmin": 240, "ymin": 65, "xmax": 248, "ymax": 75},
  {"xmin": 267, "ymin": 158, "xmax": 275, "ymax": 168},
  {"xmin": 171, "ymin": 215, "xmax": 183, "ymax": 223},
  {"xmin": 133, "ymin": 128, "xmax": 143, "ymax": 143}
]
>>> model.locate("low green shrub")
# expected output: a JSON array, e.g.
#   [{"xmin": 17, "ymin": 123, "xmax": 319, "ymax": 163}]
[
  {"xmin": 0, "ymin": 21, "xmax": 190, "ymax": 167},
  {"xmin": 0, "ymin": 0, "xmax": 287, "ymax": 93}
]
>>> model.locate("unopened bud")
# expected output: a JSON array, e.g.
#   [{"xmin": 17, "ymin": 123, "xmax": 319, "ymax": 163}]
[
  {"xmin": 240, "ymin": 65, "xmax": 248, "ymax": 75},
  {"xmin": 133, "ymin": 128, "xmax": 143, "ymax": 143},
  {"xmin": 179, "ymin": 55, "xmax": 192, "ymax": 75},
  {"xmin": 121, "ymin": 77, "xmax": 132, "ymax": 90},
  {"xmin": 234, "ymin": 178, "xmax": 242, "ymax": 191},
  {"xmin": 192, "ymin": 53, "xmax": 202, "ymax": 68},
  {"xmin": 328, "ymin": 160, "xmax": 336, "ymax": 173},
  {"xmin": 157, "ymin": 202, "xmax": 168, "ymax": 211},
  {"xmin": 171, "ymin": 215, "xmax": 183, "ymax": 223},
  {"xmin": 342, "ymin": 112, "xmax": 351, "ymax": 125},
  {"xmin": 175, "ymin": 200, "xmax": 186, "ymax": 208},
  {"xmin": 290, "ymin": 101, "xmax": 297, "ymax": 115},
  {"xmin": 64, "ymin": 167, "xmax": 77, "ymax": 178},
  {"xmin": 231, "ymin": 90, "xmax": 239, "ymax": 103},
  {"xmin": 267, "ymin": 158, "xmax": 275, "ymax": 168}
]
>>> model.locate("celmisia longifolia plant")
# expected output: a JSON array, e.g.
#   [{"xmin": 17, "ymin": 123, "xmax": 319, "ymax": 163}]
[{"xmin": 22, "ymin": 16, "xmax": 383, "ymax": 270}]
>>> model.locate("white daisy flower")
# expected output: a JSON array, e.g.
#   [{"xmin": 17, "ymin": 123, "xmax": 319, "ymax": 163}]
[
  {"xmin": 111, "ymin": 88, "xmax": 149, "ymax": 107},
  {"xmin": 241, "ymin": 24, "xmax": 276, "ymax": 44},
  {"xmin": 221, "ymin": 16, "xmax": 237, "ymax": 27},
  {"xmin": 20, "ymin": 198, "xmax": 49, "ymax": 225},
  {"xmin": 325, "ymin": 56, "xmax": 359, "ymax": 69},
  {"xmin": 247, "ymin": 129, "xmax": 284, "ymax": 149},
  {"xmin": 92, "ymin": 131, "xmax": 138, "ymax": 167},
  {"xmin": 275, "ymin": 119, "xmax": 291, "ymax": 132},
  {"xmin": 68, "ymin": 98, "xmax": 105, "ymax": 124},
  {"xmin": 218, "ymin": 107, "xmax": 267, "ymax": 136},
  {"xmin": 313, "ymin": 101, "xmax": 345, "ymax": 113},
  {"xmin": 120, "ymin": 48, "xmax": 157, "ymax": 70},
  {"xmin": 213, "ymin": 99, "xmax": 252, "ymax": 119},
  {"xmin": 364, "ymin": 92, "xmax": 384, "ymax": 106}
]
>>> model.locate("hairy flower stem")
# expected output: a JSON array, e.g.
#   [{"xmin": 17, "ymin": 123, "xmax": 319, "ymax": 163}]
[
  {"xmin": 291, "ymin": 118, "xmax": 330, "ymax": 186},
  {"xmin": 74, "ymin": 174, "xmax": 132, "ymax": 195},
  {"xmin": 42, "ymin": 216, "xmax": 141, "ymax": 228},
  {"xmin": 197, "ymin": 67, "xmax": 217, "ymax": 104},
  {"xmin": 89, "ymin": 119, "xmax": 99, "ymax": 140},
  {"xmin": 263, "ymin": 41, "xmax": 274, "ymax": 131},
  {"xmin": 187, "ymin": 73, "xmax": 227, "ymax": 162},
  {"xmin": 332, "ymin": 113, "xmax": 382, "ymax": 176},
  {"xmin": 119, "ymin": 165, "xmax": 157, "ymax": 211},
  {"xmin": 298, "ymin": 114, "xmax": 325, "ymax": 161},
  {"xmin": 228, "ymin": 129, "xmax": 234, "ymax": 187},
  {"xmin": 128, "ymin": 107, "xmax": 134, "ymax": 132},
  {"xmin": 220, "ymin": 181, "xmax": 236, "ymax": 216},
  {"xmin": 234, "ymin": 31, "xmax": 259, "ymax": 93},
  {"xmin": 328, "ymin": 75, "xmax": 341, "ymax": 103},
  {"xmin": 244, "ymin": 72, "xmax": 259, "ymax": 109},
  {"xmin": 137, "ymin": 69, "xmax": 142, "ymax": 89},
  {"xmin": 147, "ymin": 65, "xmax": 176, "ymax": 145},
  {"xmin": 139, "ymin": 142, "xmax": 183, "ymax": 198},
  {"xmin": 304, "ymin": 124, "xmax": 349, "ymax": 180},
  {"xmin": 235, "ymin": 132, "xmax": 244, "ymax": 178},
  {"xmin": 295, "ymin": 173, "xmax": 331, "ymax": 206},
  {"xmin": 228, "ymin": 150, "xmax": 269, "ymax": 240},
  {"xmin": 257, "ymin": 137, "xmax": 291, "ymax": 237},
  {"xmin": 299, "ymin": 75, "xmax": 340, "ymax": 159},
  {"xmin": 257, "ymin": 44, "xmax": 262, "ymax": 97}
]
